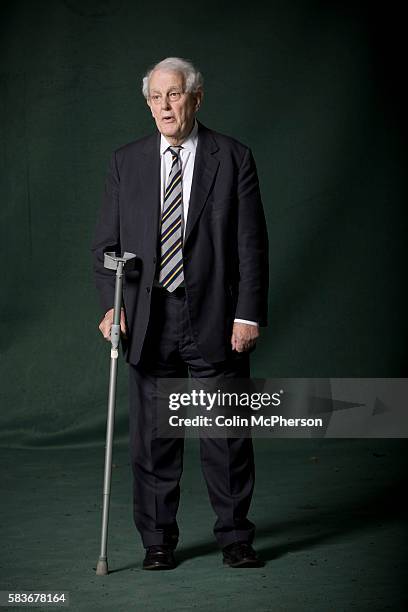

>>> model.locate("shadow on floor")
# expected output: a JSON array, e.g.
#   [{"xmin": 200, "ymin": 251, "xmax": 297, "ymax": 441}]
[{"xmin": 109, "ymin": 477, "xmax": 405, "ymax": 572}]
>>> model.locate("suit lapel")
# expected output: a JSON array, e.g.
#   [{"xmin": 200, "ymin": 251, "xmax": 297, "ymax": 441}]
[
  {"xmin": 138, "ymin": 131, "xmax": 161, "ymax": 240},
  {"xmin": 184, "ymin": 121, "xmax": 219, "ymax": 244}
]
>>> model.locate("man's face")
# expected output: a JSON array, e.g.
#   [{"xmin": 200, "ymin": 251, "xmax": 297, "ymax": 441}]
[{"xmin": 147, "ymin": 69, "xmax": 202, "ymax": 143}]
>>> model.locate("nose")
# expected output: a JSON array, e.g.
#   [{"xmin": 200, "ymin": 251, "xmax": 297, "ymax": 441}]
[{"xmin": 160, "ymin": 95, "xmax": 171, "ymax": 111}]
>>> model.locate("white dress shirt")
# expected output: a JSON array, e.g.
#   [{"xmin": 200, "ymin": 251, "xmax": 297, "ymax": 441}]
[{"xmin": 159, "ymin": 120, "xmax": 258, "ymax": 328}]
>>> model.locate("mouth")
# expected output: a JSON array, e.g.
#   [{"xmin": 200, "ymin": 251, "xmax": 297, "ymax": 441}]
[{"xmin": 162, "ymin": 116, "xmax": 175, "ymax": 123}]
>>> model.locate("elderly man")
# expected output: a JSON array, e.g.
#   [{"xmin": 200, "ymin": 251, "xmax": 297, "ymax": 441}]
[{"xmin": 92, "ymin": 57, "xmax": 269, "ymax": 570}]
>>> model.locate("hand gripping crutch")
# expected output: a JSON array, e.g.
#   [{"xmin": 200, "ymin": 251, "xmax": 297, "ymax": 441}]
[{"xmin": 96, "ymin": 251, "xmax": 136, "ymax": 576}]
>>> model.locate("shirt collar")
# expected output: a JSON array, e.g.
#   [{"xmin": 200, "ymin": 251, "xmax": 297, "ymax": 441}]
[{"xmin": 160, "ymin": 119, "xmax": 198, "ymax": 155}]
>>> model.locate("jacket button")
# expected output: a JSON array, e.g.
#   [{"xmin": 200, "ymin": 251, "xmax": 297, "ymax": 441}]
[
  {"xmin": 153, "ymin": 257, "xmax": 157, "ymax": 264},
  {"xmin": 146, "ymin": 286, "xmax": 151, "ymax": 293}
]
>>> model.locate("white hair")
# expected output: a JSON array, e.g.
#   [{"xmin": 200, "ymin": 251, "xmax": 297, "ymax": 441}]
[{"xmin": 142, "ymin": 57, "xmax": 203, "ymax": 99}]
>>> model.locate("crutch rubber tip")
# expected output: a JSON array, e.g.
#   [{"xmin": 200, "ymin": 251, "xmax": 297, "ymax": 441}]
[{"xmin": 96, "ymin": 559, "xmax": 108, "ymax": 576}]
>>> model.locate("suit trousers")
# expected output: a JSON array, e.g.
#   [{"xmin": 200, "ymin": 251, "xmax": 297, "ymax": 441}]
[{"xmin": 128, "ymin": 286, "xmax": 256, "ymax": 549}]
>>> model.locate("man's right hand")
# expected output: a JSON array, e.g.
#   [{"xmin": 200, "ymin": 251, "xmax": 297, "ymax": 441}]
[{"xmin": 98, "ymin": 308, "xmax": 127, "ymax": 341}]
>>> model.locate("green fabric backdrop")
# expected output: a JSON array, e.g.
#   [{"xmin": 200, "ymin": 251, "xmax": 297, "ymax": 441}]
[{"xmin": 1, "ymin": 1, "xmax": 406, "ymax": 447}]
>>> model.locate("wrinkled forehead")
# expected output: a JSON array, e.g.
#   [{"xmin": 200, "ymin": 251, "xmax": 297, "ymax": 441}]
[{"xmin": 148, "ymin": 69, "xmax": 185, "ymax": 93}]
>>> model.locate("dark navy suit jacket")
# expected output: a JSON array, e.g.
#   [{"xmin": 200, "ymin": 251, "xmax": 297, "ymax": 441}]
[{"xmin": 91, "ymin": 120, "xmax": 269, "ymax": 365}]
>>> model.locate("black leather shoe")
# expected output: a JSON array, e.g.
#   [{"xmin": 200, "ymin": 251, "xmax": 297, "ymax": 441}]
[
  {"xmin": 143, "ymin": 545, "xmax": 177, "ymax": 570},
  {"xmin": 222, "ymin": 541, "xmax": 264, "ymax": 568}
]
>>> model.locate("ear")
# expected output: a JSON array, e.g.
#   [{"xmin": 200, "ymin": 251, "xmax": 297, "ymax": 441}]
[
  {"xmin": 146, "ymin": 98, "xmax": 154, "ymax": 116},
  {"xmin": 194, "ymin": 88, "xmax": 203, "ymax": 111}
]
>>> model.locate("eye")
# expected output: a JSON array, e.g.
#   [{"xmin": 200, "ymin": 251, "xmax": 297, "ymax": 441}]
[
  {"xmin": 151, "ymin": 94, "xmax": 161, "ymax": 103},
  {"xmin": 169, "ymin": 92, "xmax": 181, "ymax": 101}
]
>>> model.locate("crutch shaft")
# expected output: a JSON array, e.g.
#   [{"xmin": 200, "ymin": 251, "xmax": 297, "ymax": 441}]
[{"xmin": 96, "ymin": 252, "xmax": 136, "ymax": 577}]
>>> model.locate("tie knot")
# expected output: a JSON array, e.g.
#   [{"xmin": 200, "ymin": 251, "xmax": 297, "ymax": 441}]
[{"xmin": 168, "ymin": 146, "xmax": 182, "ymax": 159}]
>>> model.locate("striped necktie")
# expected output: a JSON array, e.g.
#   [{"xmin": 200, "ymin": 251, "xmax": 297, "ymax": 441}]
[{"xmin": 158, "ymin": 146, "xmax": 184, "ymax": 291}]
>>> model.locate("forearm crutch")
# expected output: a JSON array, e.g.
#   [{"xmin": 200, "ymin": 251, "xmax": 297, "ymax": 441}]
[{"xmin": 96, "ymin": 251, "xmax": 136, "ymax": 576}]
